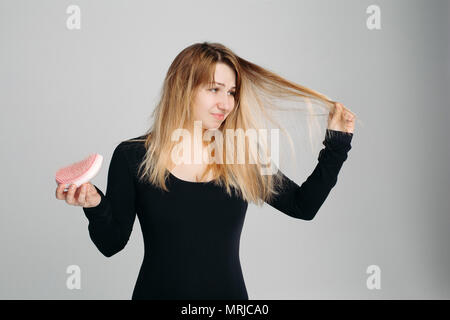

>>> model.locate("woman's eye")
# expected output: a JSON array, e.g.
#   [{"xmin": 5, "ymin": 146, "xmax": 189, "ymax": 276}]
[{"xmin": 209, "ymin": 88, "xmax": 236, "ymax": 96}]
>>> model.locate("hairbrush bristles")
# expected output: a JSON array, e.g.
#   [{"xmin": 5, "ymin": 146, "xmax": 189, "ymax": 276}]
[{"xmin": 55, "ymin": 154, "xmax": 103, "ymax": 191}]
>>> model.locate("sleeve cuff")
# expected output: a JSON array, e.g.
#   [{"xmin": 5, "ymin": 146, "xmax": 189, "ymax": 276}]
[
  {"xmin": 317, "ymin": 129, "xmax": 353, "ymax": 164},
  {"xmin": 83, "ymin": 185, "xmax": 110, "ymax": 219},
  {"xmin": 324, "ymin": 129, "xmax": 353, "ymax": 152}
]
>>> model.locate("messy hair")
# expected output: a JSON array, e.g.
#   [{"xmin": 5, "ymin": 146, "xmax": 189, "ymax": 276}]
[{"xmin": 124, "ymin": 42, "xmax": 361, "ymax": 205}]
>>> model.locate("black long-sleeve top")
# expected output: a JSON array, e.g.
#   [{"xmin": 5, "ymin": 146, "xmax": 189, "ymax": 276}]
[{"xmin": 82, "ymin": 129, "xmax": 353, "ymax": 300}]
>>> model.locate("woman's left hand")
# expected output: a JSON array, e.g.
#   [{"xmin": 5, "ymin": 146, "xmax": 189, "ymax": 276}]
[{"xmin": 327, "ymin": 102, "xmax": 355, "ymax": 134}]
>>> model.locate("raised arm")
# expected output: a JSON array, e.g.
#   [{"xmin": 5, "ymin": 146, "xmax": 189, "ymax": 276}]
[
  {"xmin": 265, "ymin": 129, "xmax": 353, "ymax": 221},
  {"xmin": 83, "ymin": 143, "xmax": 137, "ymax": 257}
]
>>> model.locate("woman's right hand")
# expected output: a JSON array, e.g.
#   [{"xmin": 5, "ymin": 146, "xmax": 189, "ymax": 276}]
[{"xmin": 55, "ymin": 182, "xmax": 101, "ymax": 208}]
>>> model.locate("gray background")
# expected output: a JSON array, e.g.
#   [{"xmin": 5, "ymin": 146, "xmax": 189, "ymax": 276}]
[{"xmin": 1, "ymin": 0, "xmax": 449, "ymax": 299}]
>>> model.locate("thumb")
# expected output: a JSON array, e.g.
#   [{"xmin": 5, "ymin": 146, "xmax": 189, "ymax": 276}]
[{"xmin": 84, "ymin": 182, "xmax": 96, "ymax": 194}]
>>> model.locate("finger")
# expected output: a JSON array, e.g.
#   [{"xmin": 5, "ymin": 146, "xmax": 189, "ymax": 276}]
[
  {"xmin": 339, "ymin": 103, "xmax": 354, "ymax": 117},
  {"xmin": 342, "ymin": 105, "xmax": 355, "ymax": 117},
  {"xmin": 65, "ymin": 184, "xmax": 78, "ymax": 205},
  {"xmin": 346, "ymin": 116, "xmax": 355, "ymax": 128},
  {"xmin": 77, "ymin": 184, "xmax": 87, "ymax": 206},
  {"xmin": 342, "ymin": 106, "xmax": 353, "ymax": 116},
  {"xmin": 56, "ymin": 183, "xmax": 65, "ymax": 199},
  {"xmin": 332, "ymin": 104, "xmax": 343, "ymax": 120},
  {"xmin": 56, "ymin": 183, "xmax": 70, "ymax": 200},
  {"xmin": 344, "ymin": 112, "xmax": 353, "ymax": 121}
]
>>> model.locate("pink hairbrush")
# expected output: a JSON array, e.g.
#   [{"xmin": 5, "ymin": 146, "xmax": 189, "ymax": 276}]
[{"xmin": 55, "ymin": 153, "xmax": 103, "ymax": 192}]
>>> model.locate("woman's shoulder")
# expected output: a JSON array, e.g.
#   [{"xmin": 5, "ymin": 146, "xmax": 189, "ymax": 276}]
[
  {"xmin": 114, "ymin": 134, "xmax": 149, "ymax": 160},
  {"xmin": 118, "ymin": 134, "xmax": 148, "ymax": 147},
  {"xmin": 108, "ymin": 135, "xmax": 149, "ymax": 176}
]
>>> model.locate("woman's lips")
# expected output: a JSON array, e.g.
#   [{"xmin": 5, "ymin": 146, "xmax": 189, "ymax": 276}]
[{"xmin": 211, "ymin": 113, "xmax": 225, "ymax": 120}]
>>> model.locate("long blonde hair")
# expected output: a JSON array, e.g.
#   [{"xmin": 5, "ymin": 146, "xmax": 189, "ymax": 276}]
[{"xmin": 125, "ymin": 42, "xmax": 361, "ymax": 205}]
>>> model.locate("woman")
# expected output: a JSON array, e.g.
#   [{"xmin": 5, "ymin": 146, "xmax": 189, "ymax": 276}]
[{"xmin": 55, "ymin": 42, "xmax": 357, "ymax": 300}]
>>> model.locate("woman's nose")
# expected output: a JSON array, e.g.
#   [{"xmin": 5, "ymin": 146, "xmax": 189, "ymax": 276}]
[
  {"xmin": 217, "ymin": 103, "xmax": 228, "ymax": 112},
  {"xmin": 217, "ymin": 94, "xmax": 232, "ymax": 112}
]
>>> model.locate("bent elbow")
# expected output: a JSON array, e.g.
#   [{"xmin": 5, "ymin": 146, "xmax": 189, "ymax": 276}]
[
  {"xmin": 100, "ymin": 247, "xmax": 122, "ymax": 258},
  {"xmin": 299, "ymin": 210, "xmax": 317, "ymax": 221},
  {"xmin": 101, "ymin": 249, "xmax": 117, "ymax": 258},
  {"xmin": 96, "ymin": 242, "xmax": 126, "ymax": 258},
  {"xmin": 88, "ymin": 228, "xmax": 129, "ymax": 258}
]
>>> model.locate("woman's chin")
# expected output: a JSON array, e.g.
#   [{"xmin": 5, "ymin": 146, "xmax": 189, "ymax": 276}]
[{"xmin": 203, "ymin": 122, "xmax": 221, "ymax": 130}]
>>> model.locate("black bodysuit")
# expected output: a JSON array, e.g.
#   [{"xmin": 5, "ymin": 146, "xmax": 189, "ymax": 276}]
[{"xmin": 82, "ymin": 129, "xmax": 353, "ymax": 300}]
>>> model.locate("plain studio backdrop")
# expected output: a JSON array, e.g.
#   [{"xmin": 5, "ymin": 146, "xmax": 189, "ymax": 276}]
[{"xmin": 0, "ymin": 0, "xmax": 449, "ymax": 299}]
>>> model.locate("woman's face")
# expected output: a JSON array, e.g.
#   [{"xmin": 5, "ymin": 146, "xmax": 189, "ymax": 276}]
[{"xmin": 192, "ymin": 63, "xmax": 236, "ymax": 130}]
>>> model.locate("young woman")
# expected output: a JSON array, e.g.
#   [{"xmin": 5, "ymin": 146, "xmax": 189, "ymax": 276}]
[{"xmin": 55, "ymin": 42, "xmax": 357, "ymax": 300}]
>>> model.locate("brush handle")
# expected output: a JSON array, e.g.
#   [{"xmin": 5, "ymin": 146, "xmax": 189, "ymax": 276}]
[{"xmin": 63, "ymin": 182, "xmax": 80, "ymax": 193}]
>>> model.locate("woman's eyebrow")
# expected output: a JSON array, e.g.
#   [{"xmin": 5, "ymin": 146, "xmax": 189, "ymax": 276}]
[{"xmin": 211, "ymin": 82, "xmax": 236, "ymax": 89}]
